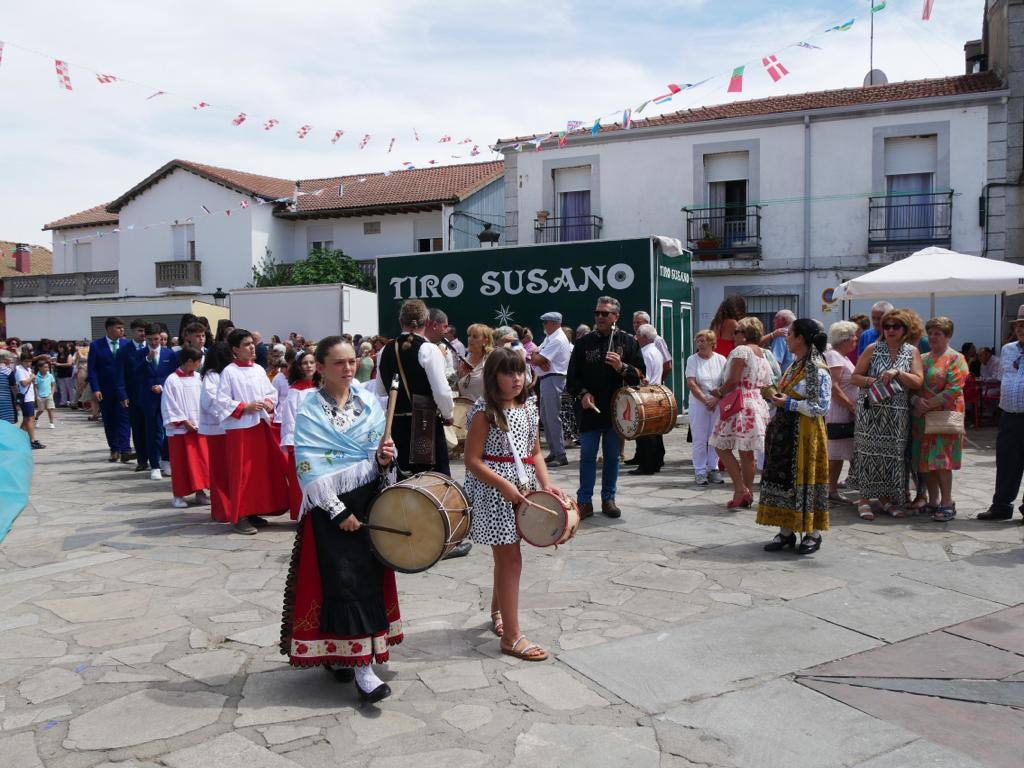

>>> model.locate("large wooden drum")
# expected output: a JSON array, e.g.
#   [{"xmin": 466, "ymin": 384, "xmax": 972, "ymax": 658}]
[
  {"xmin": 516, "ymin": 490, "xmax": 580, "ymax": 548},
  {"xmin": 611, "ymin": 384, "xmax": 678, "ymax": 440},
  {"xmin": 367, "ymin": 472, "xmax": 471, "ymax": 574}
]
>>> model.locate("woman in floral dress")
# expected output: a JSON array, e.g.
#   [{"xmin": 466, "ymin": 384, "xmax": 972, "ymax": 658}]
[
  {"xmin": 708, "ymin": 316, "xmax": 774, "ymax": 509},
  {"xmin": 910, "ymin": 317, "xmax": 969, "ymax": 522}
]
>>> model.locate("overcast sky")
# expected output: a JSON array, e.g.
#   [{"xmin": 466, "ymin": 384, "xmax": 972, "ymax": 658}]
[{"xmin": 0, "ymin": 0, "xmax": 984, "ymax": 247}]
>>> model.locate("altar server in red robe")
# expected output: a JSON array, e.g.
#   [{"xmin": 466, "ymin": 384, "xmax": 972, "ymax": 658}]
[
  {"xmin": 199, "ymin": 342, "xmax": 232, "ymax": 522},
  {"xmin": 279, "ymin": 350, "xmax": 319, "ymax": 520},
  {"xmin": 213, "ymin": 329, "xmax": 290, "ymax": 534},
  {"xmin": 161, "ymin": 347, "xmax": 210, "ymax": 508}
]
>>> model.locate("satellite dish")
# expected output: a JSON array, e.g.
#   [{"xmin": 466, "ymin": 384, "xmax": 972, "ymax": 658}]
[{"xmin": 864, "ymin": 69, "xmax": 888, "ymax": 86}]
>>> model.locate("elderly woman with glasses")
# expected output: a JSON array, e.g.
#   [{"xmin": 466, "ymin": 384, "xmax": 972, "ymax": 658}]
[
  {"xmin": 824, "ymin": 321, "xmax": 859, "ymax": 502},
  {"xmin": 850, "ymin": 308, "xmax": 925, "ymax": 520}
]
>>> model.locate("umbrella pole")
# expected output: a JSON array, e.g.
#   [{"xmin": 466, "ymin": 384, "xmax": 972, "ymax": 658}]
[{"xmin": 929, "ymin": 292, "xmax": 935, "ymax": 319}]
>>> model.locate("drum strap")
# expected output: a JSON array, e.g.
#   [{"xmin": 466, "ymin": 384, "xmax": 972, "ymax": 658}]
[
  {"xmin": 503, "ymin": 418, "xmax": 531, "ymax": 490},
  {"xmin": 483, "ymin": 454, "xmax": 536, "ymax": 465}
]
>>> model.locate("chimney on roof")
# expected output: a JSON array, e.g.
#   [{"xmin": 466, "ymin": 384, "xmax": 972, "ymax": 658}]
[
  {"xmin": 964, "ymin": 39, "xmax": 985, "ymax": 74},
  {"xmin": 13, "ymin": 244, "xmax": 31, "ymax": 273}
]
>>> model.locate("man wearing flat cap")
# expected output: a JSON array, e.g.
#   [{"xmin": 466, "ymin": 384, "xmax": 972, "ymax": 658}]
[{"xmin": 532, "ymin": 312, "xmax": 572, "ymax": 466}]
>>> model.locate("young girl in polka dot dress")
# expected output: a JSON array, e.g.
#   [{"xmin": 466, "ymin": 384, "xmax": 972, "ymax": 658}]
[{"xmin": 464, "ymin": 347, "xmax": 568, "ymax": 661}]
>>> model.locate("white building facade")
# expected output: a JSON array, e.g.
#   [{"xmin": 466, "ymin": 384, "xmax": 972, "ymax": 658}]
[{"xmin": 501, "ymin": 73, "xmax": 1009, "ymax": 347}]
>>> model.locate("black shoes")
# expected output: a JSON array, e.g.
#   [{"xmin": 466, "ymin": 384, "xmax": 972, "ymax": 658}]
[
  {"xmin": 601, "ymin": 499, "xmax": 621, "ymax": 518},
  {"xmin": 545, "ymin": 454, "xmax": 568, "ymax": 467},
  {"xmin": 797, "ymin": 534, "xmax": 822, "ymax": 555},
  {"xmin": 628, "ymin": 468, "xmax": 656, "ymax": 476},
  {"xmin": 134, "ymin": 464, "xmax": 149, "ymax": 472},
  {"xmin": 120, "ymin": 451, "xmax": 136, "ymax": 464},
  {"xmin": 357, "ymin": 681, "xmax": 392, "ymax": 704},
  {"xmin": 324, "ymin": 664, "xmax": 355, "ymax": 684},
  {"xmin": 578, "ymin": 503, "xmax": 594, "ymax": 519},
  {"xmin": 764, "ymin": 532, "xmax": 797, "ymax": 551},
  {"xmin": 249, "ymin": 516, "xmax": 270, "ymax": 528},
  {"xmin": 31, "ymin": 440, "xmax": 46, "ymax": 450},
  {"xmin": 233, "ymin": 519, "xmax": 258, "ymax": 535},
  {"xmin": 442, "ymin": 541, "xmax": 472, "ymax": 560},
  {"xmin": 623, "ymin": 457, "xmax": 639, "ymax": 466},
  {"xmin": 977, "ymin": 507, "xmax": 1013, "ymax": 521}
]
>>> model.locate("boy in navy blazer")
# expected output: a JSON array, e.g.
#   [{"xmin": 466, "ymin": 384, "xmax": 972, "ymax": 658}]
[
  {"xmin": 122, "ymin": 318, "xmax": 150, "ymax": 471},
  {"xmin": 87, "ymin": 316, "xmax": 133, "ymax": 462},
  {"xmin": 138, "ymin": 323, "xmax": 179, "ymax": 480}
]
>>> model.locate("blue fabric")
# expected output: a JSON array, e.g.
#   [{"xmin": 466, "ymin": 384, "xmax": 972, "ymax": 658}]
[
  {"xmin": 577, "ymin": 426, "xmax": 622, "ymax": 503},
  {"xmin": 858, "ymin": 328, "xmax": 880, "ymax": 355},
  {"xmin": 99, "ymin": 396, "xmax": 131, "ymax": 452},
  {"xmin": 142, "ymin": 402, "xmax": 168, "ymax": 467},
  {"xmin": 121, "ymin": 345, "xmax": 148, "ymax": 403},
  {"xmin": 88, "ymin": 336, "xmax": 130, "ymax": 399},
  {"xmin": 0, "ymin": 421, "xmax": 33, "ymax": 543},
  {"xmin": 138, "ymin": 348, "xmax": 179, "ymax": 409},
  {"xmin": 771, "ymin": 335, "xmax": 794, "ymax": 372},
  {"xmin": 0, "ymin": 370, "xmax": 16, "ymax": 424}
]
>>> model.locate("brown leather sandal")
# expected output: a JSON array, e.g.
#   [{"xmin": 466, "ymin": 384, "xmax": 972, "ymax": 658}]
[
  {"xmin": 501, "ymin": 635, "xmax": 548, "ymax": 662},
  {"xmin": 490, "ymin": 610, "xmax": 504, "ymax": 638}
]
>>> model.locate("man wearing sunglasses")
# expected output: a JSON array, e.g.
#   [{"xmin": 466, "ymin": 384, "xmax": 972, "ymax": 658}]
[
  {"xmin": 978, "ymin": 305, "xmax": 1024, "ymax": 523},
  {"xmin": 566, "ymin": 296, "xmax": 645, "ymax": 518}
]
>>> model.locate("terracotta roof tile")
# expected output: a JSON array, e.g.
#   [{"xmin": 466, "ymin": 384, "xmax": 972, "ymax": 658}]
[
  {"xmin": 0, "ymin": 241, "xmax": 54, "ymax": 277},
  {"xmin": 499, "ymin": 72, "xmax": 1005, "ymax": 144},
  {"xmin": 290, "ymin": 161, "xmax": 504, "ymax": 215},
  {"xmin": 42, "ymin": 203, "xmax": 118, "ymax": 232}
]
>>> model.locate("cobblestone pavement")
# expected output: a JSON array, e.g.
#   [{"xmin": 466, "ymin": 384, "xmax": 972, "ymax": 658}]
[{"xmin": 1, "ymin": 412, "xmax": 1021, "ymax": 768}]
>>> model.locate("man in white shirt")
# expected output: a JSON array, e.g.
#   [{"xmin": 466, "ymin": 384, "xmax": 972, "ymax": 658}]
[
  {"xmin": 630, "ymin": 324, "xmax": 666, "ymax": 475},
  {"xmin": 632, "ymin": 311, "xmax": 672, "ymax": 382},
  {"xmin": 426, "ymin": 308, "xmax": 458, "ymax": 390},
  {"xmin": 979, "ymin": 347, "xmax": 1001, "ymax": 381},
  {"xmin": 532, "ymin": 311, "xmax": 572, "ymax": 466}
]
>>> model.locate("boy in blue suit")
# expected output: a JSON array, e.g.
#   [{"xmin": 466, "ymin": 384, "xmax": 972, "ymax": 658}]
[
  {"xmin": 138, "ymin": 323, "xmax": 179, "ymax": 480},
  {"xmin": 88, "ymin": 317, "xmax": 133, "ymax": 462},
  {"xmin": 122, "ymin": 319, "xmax": 150, "ymax": 471}
]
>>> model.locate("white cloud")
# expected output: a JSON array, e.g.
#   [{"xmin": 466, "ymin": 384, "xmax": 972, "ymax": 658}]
[{"xmin": 0, "ymin": 0, "xmax": 986, "ymax": 246}]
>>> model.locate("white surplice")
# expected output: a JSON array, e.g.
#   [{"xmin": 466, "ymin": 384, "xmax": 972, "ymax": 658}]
[
  {"xmin": 279, "ymin": 385, "xmax": 317, "ymax": 447},
  {"xmin": 213, "ymin": 362, "xmax": 278, "ymax": 431},
  {"xmin": 161, "ymin": 370, "xmax": 202, "ymax": 436},
  {"xmin": 199, "ymin": 370, "xmax": 225, "ymax": 437}
]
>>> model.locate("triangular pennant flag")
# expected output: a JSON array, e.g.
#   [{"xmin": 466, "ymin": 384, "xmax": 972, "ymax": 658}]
[
  {"xmin": 622, "ymin": 108, "xmax": 632, "ymax": 130},
  {"xmin": 297, "ymin": 125, "xmax": 312, "ymax": 139},
  {"xmin": 358, "ymin": 134, "xmax": 371, "ymax": 149},
  {"xmin": 591, "ymin": 119, "xmax": 601, "ymax": 136},
  {"xmin": 635, "ymin": 100, "xmax": 651, "ymax": 114},
  {"xmin": 54, "ymin": 60, "xmax": 73, "ymax": 91},
  {"xmin": 826, "ymin": 19, "xmax": 855, "ymax": 32},
  {"xmin": 193, "ymin": 101, "xmax": 210, "ymax": 110},
  {"xmin": 96, "ymin": 74, "xmax": 117, "ymax": 84},
  {"xmin": 872, "ymin": 1, "xmax": 887, "ymax": 12},
  {"xmin": 331, "ymin": 129, "xmax": 344, "ymax": 144},
  {"xmin": 232, "ymin": 112, "xmax": 247, "ymax": 126},
  {"xmin": 264, "ymin": 119, "xmax": 279, "ymax": 131},
  {"xmin": 0, "ymin": 42, "xmax": 5, "ymax": 69},
  {"xmin": 728, "ymin": 66, "xmax": 745, "ymax": 93},
  {"xmin": 762, "ymin": 55, "xmax": 790, "ymax": 83}
]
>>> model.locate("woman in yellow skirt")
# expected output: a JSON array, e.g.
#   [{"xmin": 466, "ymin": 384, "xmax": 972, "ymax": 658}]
[{"xmin": 758, "ymin": 318, "xmax": 831, "ymax": 555}]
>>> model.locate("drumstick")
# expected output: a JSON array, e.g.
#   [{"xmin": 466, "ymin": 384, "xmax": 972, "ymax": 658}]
[
  {"xmin": 379, "ymin": 375, "xmax": 400, "ymax": 451},
  {"xmin": 364, "ymin": 523, "xmax": 413, "ymax": 537},
  {"xmin": 520, "ymin": 498, "xmax": 561, "ymax": 517}
]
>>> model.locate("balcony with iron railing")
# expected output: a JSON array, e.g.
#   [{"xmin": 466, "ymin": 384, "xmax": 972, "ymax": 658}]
[
  {"xmin": 682, "ymin": 204, "xmax": 762, "ymax": 259},
  {"xmin": 155, "ymin": 260, "xmax": 203, "ymax": 290},
  {"xmin": 533, "ymin": 215, "xmax": 603, "ymax": 244},
  {"xmin": 4, "ymin": 270, "xmax": 119, "ymax": 298},
  {"xmin": 868, "ymin": 191, "xmax": 953, "ymax": 251}
]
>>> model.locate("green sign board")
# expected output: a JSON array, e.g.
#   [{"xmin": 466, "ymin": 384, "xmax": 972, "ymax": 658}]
[{"xmin": 376, "ymin": 238, "xmax": 693, "ymax": 406}]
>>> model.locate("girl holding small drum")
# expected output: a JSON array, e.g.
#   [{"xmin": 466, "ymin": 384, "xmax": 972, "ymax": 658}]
[{"xmin": 464, "ymin": 346, "xmax": 568, "ymax": 661}]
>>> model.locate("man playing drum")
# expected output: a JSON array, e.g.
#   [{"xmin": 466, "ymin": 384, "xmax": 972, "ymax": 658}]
[
  {"xmin": 532, "ymin": 311, "xmax": 572, "ymax": 467},
  {"xmin": 372, "ymin": 300, "xmax": 471, "ymax": 559},
  {"xmin": 630, "ymin": 324, "xmax": 666, "ymax": 475},
  {"xmin": 566, "ymin": 296, "xmax": 645, "ymax": 519}
]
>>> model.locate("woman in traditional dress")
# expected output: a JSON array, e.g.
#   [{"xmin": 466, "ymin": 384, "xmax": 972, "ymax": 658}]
[
  {"xmin": 850, "ymin": 308, "xmax": 924, "ymax": 520},
  {"xmin": 708, "ymin": 316, "xmax": 773, "ymax": 509},
  {"xmin": 909, "ymin": 317, "xmax": 969, "ymax": 522},
  {"xmin": 758, "ymin": 319, "xmax": 832, "ymax": 555},
  {"xmin": 824, "ymin": 321, "xmax": 859, "ymax": 503},
  {"xmin": 280, "ymin": 350, "xmax": 320, "ymax": 520},
  {"xmin": 281, "ymin": 337, "xmax": 400, "ymax": 703}
]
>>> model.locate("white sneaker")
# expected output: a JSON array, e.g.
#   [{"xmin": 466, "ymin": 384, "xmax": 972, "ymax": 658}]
[
  {"xmin": 695, "ymin": 473, "xmax": 709, "ymax": 487},
  {"xmin": 708, "ymin": 470, "xmax": 726, "ymax": 484},
  {"xmin": 171, "ymin": 496, "xmax": 188, "ymax": 509},
  {"xmin": 48, "ymin": 423, "xmax": 56, "ymax": 429},
  {"xmin": 160, "ymin": 460, "xmax": 172, "ymax": 476},
  {"xmin": 149, "ymin": 468, "xmax": 163, "ymax": 480},
  {"xmin": 194, "ymin": 490, "xmax": 211, "ymax": 506}
]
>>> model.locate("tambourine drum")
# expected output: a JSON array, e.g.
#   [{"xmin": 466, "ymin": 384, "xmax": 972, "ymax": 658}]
[
  {"xmin": 612, "ymin": 384, "xmax": 678, "ymax": 440},
  {"xmin": 367, "ymin": 472, "xmax": 471, "ymax": 574},
  {"xmin": 446, "ymin": 396, "xmax": 475, "ymax": 456},
  {"xmin": 516, "ymin": 490, "xmax": 580, "ymax": 548}
]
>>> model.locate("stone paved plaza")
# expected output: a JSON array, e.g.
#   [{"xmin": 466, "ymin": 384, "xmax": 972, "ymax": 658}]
[{"xmin": 1, "ymin": 412, "xmax": 1022, "ymax": 768}]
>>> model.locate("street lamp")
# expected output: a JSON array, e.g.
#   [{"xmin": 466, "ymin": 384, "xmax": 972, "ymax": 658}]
[
  {"xmin": 477, "ymin": 223, "xmax": 500, "ymax": 248},
  {"xmin": 212, "ymin": 287, "xmax": 228, "ymax": 307}
]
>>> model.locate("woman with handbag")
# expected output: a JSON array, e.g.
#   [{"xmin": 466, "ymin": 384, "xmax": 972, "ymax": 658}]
[
  {"xmin": 910, "ymin": 317, "xmax": 968, "ymax": 522},
  {"xmin": 709, "ymin": 316, "xmax": 773, "ymax": 509},
  {"xmin": 850, "ymin": 308, "xmax": 925, "ymax": 520},
  {"xmin": 758, "ymin": 319, "xmax": 832, "ymax": 554},
  {"xmin": 824, "ymin": 322, "xmax": 859, "ymax": 503}
]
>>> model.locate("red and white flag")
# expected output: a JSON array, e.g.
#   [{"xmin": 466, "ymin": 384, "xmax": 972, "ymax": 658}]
[
  {"xmin": 240, "ymin": 199, "xmax": 250, "ymax": 209},
  {"xmin": 470, "ymin": 145, "xmax": 481, "ymax": 156},
  {"xmin": 388, "ymin": 137, "xmax": 396, "ymax": 153},
  {"xmin": 358, "ymin": 134, "xmax": 372, "ymax": 149},
  {"xmin": 922, "ymin": 0, "xmax": 935, "ymax": 20},
  {"xmin": 96, "ymin": 73, "xmax": 117, "ymax": 84},
  {"xmin": 331, "ymin": 129, "xmax": 344, "ymax": 144},
  {"xmin": 264, "ymin": 119, "xmax": 279, "ymax": 131},
  {"xmin": 438, "ymin": 135, "xmax": 452, "ymax": 143},
  {"xmin": 414, "ymin": 128, "xmax": 421, "ymax": 141},
  {"xmin": 225, "ymin": 209, "xmax": 232, "ymax": 217},
  {"xmin": 0, "ymin": 42, "xmax": 5, "ymax": 69},
  {"xmin": 297, "ymin": 124, "xmax": 312, "ymax": 139},
  {"xmin": 193, "ymin": 101, "xmax": 211, "ymax": 110},
  {"xmin": 458, "ymin": 138, "xmax": 473, "ymax": 144},
  {"xmin": 762, "ymin": 55, "xmax": 790, "ymax": 82},
  {"xmin": 55, "ymin": 60, "xmax": 73, "ymax": 91},
  {"xmin": 232, "ymin": 112, "xmax": 247, "ymax": 126}
]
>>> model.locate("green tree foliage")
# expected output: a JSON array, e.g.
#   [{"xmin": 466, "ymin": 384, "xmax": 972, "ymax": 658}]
[{"xmin": 246, "ymin": 247, "xmax": 375, "ymax": 291}]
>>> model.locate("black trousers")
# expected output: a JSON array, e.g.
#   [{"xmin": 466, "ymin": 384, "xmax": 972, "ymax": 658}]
[
  {"xmin": 991, "ymin": 411, "xmax": 1024, "ymax": 512},
  {"xmin": 392, "ymin": 414, "xmax": 451, "ymax": 477},
  {"xmin": 635, "ymin": 435, "xmax": 665, "ymax": 473}
]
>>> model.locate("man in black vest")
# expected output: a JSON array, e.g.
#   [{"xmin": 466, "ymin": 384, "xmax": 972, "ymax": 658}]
[{"xmin": 374, "ymin": 299, "xmax": 470, "ymax": 558}]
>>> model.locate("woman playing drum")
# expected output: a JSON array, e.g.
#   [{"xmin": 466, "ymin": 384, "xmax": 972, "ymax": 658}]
[
  {"xmin": 463, "ymin": 347, "xmax": 568, "ymax": 661},
  {"xmin": 280, "ymin": 336, "xmax": 401, "ymax": 704}
]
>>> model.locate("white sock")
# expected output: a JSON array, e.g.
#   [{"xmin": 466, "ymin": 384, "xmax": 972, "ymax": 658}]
[{"xmin": 355, "ymin": 664, "xmax": 383, "ymax": 691}]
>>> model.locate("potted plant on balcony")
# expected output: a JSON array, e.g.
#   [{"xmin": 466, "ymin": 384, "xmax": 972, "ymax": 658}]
[{"xmin": 696, "ymin": 223, "xmax": 722, "ymax": 259}]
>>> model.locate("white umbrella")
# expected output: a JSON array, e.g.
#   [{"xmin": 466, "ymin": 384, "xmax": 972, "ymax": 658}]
[{"xmin": 833, "ymin": 247, "xmax": 1024, "ymax": 300}]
